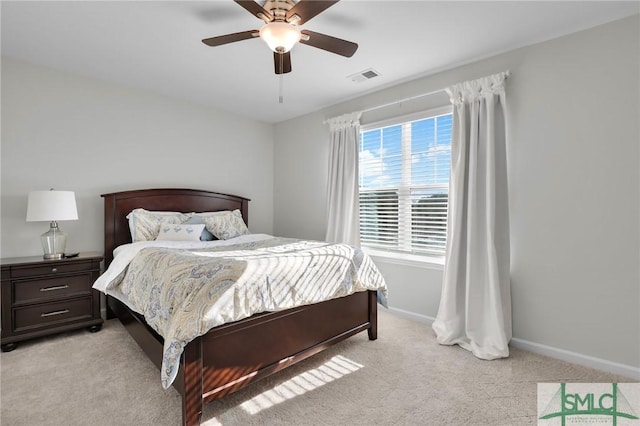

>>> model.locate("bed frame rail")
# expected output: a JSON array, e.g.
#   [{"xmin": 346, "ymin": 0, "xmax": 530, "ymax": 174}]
[{"xmin": 109, "ymin": 291, "xmax": 377, "ymax": 425}]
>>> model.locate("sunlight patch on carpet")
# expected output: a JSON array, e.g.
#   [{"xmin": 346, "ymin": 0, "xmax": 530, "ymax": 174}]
[{"xmin": 240, "ymin": 355, "xmax": 364, "ymax": 415}]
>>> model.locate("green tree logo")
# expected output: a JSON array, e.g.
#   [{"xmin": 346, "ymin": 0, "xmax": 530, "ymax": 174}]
[{"xmin": 539, "ymin": 383, "xmax": 639, "ymax": 425}]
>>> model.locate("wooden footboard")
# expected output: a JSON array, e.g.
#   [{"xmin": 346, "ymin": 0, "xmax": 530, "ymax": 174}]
[{"xmin": 109, "ymin": 290, "xmax": 377, "ymax": 425}]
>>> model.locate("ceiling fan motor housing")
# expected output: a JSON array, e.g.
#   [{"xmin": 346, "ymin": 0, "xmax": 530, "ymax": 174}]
[{"xmin": 262, "ymin": 0, "xmax": 298, "ymax": 23}]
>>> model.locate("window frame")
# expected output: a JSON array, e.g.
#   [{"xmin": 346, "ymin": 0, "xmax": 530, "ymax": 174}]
[{"xmin": 359, "ymin": 105, "xmax": 453, "ymax": 265}]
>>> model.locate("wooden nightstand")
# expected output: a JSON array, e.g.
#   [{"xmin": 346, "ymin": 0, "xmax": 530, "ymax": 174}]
[{"xmin": 0, "ymin": 252, "xmax": 103, "ymax": 352}]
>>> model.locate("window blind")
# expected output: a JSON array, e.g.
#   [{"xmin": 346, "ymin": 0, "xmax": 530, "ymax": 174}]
[{"xmin": 359, "ymin": 107, "xmax": 452, "ymax": 256}]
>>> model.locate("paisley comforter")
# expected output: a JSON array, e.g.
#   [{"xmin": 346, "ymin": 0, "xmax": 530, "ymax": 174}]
[{"xmin": 93, "ymin": 234, "xmax": 387, "ymax": 389}]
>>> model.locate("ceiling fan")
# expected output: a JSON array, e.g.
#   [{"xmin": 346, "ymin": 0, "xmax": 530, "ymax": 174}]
[{"xmin": 202, "ymin": 0, "xmax": 358, "ymax": 74}]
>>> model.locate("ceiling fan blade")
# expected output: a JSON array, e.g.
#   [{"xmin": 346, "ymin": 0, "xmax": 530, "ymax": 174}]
[
  {"xmin": 274, "ymin": 51, "xmax": 292, "ymax": 74},
  {"xmin": 299, "ymin": 30, "xmax": 358, "ymax": 57},
  {"xmin": 202, "ymin": 30, "xmax": 258, "ymax": 47},
  {"xmin": 286, "ymin": 0, "xmax": 339, "ymax": 26},
  {"xmin": 234, "ymin": 0, "xmax": 273, "ymax": 22}
]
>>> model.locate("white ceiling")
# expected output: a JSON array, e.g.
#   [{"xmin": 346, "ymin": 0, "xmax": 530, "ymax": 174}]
[{"xmin": 2, "ymin": 1, "xmax": 638, "ymax": 123}]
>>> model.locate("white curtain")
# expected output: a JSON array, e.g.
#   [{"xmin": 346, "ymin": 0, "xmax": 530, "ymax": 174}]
[
  {"xmin": 325, "ymin": 112, "xmax": 362, "ymax": 246},
  {"xmin": 432, "ymin": 71, "xmax": 512, "ymax": 360}
]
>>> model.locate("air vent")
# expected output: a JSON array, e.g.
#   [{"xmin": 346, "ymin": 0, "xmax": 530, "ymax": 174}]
[{"xmin": 348, "ymin": 68, "xmax": 381, "ymax": 83}]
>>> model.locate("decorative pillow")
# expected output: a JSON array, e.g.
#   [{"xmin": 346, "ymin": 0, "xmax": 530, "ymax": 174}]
[
  {"xmin": 156, "ymin": 224, "xmax": 206, "ymax": 241},
  {"xmin": 126, "ymin": 209, "xmax": 190, "ymax": 242},
  {"xmin": 181, "ymin": 216, "xmax": 215, "ymax": 241},
  {"xmin": 199, "ymin": 210, "xmax": 249, "ymax": 240}
]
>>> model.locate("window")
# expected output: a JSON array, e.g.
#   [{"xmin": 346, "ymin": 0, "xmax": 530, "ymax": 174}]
[{"xmin": 359, "ymin": 107, "xmax": 452, "ymax": 257}]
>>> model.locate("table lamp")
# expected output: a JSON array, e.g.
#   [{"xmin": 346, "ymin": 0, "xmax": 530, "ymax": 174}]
[{"xmin": 26, "ymin": 189, "xmax": 78, "ymax": 259}]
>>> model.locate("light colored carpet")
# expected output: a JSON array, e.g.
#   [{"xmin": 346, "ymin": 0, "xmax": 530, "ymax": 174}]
[{"xmin": 0, "ymin": 309, "xmax": 631, "ymax": 426}]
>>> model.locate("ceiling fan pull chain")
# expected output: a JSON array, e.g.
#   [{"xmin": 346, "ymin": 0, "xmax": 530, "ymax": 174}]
[{"xmin": 279, "ymin": 52, "xmax": 284, "ymax": 104}]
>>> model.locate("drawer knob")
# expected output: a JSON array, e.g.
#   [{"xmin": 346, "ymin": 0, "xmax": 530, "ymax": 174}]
[
  {"xmin": 40, "ymin": 284, "xmax": 69, "ymax": 292},
  {"xmin": 41, "ymin": 309, "xmax": 70, "ymax": 318},
  {"xmin": 51, "ymin": 267, "xmax": 58, "ymax": 273}
]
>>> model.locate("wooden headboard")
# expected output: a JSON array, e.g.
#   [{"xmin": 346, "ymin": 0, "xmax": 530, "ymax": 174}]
[{"xmin": 102, "ymin": 188, "xmax": 250, "ymax": 267}]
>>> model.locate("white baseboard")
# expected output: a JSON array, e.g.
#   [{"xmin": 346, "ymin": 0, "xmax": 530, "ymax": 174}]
[
  {"xmin": 386, "ymin": 306, "xmax": 436, "ymax": 324},
  {"xmin": 510, "ymin": 337, "xmax": 640, "ymax": 381},
  {"xmin": 385, "ymin": 306, "xmax": 640, "ymax": 380}
]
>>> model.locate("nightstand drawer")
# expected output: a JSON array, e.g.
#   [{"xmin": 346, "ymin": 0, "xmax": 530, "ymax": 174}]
[
  {"xmin": 13, "ymin": 274, "xmax": 92, "ymax": 304},
  {"xmin": 10, "ymin": 262, "xmax": 94, "ymax": 278},
  {"xmin": 13, "ymin": 297, "xmax": 93, "ymax": 332}
]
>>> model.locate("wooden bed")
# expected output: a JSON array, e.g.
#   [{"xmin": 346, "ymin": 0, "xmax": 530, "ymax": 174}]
[{"xmin": 101, "ymin": 188, "xmax": 378, "ymax": 426}]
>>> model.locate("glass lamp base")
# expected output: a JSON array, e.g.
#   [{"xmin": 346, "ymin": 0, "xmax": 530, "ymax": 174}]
[
  {"xmin": 43, "ymin": 253, "xmax": 64, "ymax": 260},
  {"xmin": 41, "ymin": 222, "xmax": 67, "ymax": 260}
]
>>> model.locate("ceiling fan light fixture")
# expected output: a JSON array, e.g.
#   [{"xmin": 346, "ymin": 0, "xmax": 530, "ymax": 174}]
[{"xmin": 260, "ymin": 22, "xmax": 301, "ymax": 53}]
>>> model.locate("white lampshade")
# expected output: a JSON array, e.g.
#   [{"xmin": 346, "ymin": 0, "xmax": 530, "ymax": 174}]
[
  {"xmin": 26, "ymin": 190, "xmax": 78, "ymax": 259},
  {"xmin": 259, "ymin": 22, "xmax": 301, "ymax": 53},
  {"xmin": 26, "ymin": 190, "xmax": 78, "ymax": 222}
]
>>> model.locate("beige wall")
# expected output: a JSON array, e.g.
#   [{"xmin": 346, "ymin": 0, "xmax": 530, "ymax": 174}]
[
  {"xmin": 1, "ymin": 57, "xmax": 275, "ymax": 258},
  {"xmin": 274, "ymin": 16, "xmax": 640, "ymax": 371}
]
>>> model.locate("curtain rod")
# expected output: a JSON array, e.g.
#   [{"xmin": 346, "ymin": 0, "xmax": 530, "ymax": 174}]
[
  {"xmin": 362, "ymin": 71, "xmax": 510, "ymax": 114},
  {"xmin": 325, "ymin": 70, "xmax": 510, "ymax": 123},
  {"xmin": 323, "ymin": 87, "xmax": 446, "ymax": 124}
]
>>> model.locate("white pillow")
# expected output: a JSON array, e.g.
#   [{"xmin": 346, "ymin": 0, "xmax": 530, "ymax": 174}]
[
  {"xmin": 126, "ymin": 209, "xmax": 190, "ymax": 242},
  {"xmin": 198, "ymin": 210, "xmax": 249, "ymax": 240},
  {"xmin": 181, "ymin": 215, "xmax": 216, "ymax": 241},
  {"xmin": 155, "ymin": 224, "xmax": 206, "ymax": 241}
]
